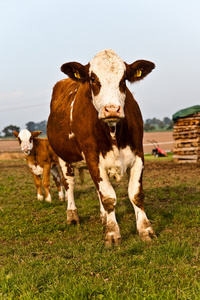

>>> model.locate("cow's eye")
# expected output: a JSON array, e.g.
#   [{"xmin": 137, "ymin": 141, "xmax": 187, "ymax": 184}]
[
  {"xmin": 29, "ymin": 137, "xmax": 33, "ymax": 143},
  {"xmin": 18, "ymin": 138, "xmax": 22, "ymax": 144},
  {"xmin": 91, "ymin": 77, "xmax": 95, "ymax": 84},
  {"xmin": 121, "ymin": 75, "xmax": 126, "ymax": 82},
  {"xmin": 119, "ymin": 76, "xmax": 126, "ymax": 93}
]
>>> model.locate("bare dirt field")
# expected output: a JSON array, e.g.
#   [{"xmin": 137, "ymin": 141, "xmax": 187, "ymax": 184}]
[
  {"xmin": 143, "ymin": 131, "xmax": 173, "ymax": 154},
  {"xmin": 0, "ymin": 131, "xmax": 173, "ymax": 160}
]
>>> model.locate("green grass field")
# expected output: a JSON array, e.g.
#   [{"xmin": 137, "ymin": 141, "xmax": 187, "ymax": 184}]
[{"xmin": 0, "ymin": 158, "xmax": 199, "ymax": 299}]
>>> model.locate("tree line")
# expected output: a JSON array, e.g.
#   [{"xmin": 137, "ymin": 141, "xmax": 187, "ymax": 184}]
[
  {"xmin": 1, "ymin": 117, "xmax": 173, "ymax": 137},
  {"xmin": 144, "ymin": 117, "xmax": 173, "ymax": 132},
  {"xmin": 1, "ymin": 121, "xmax": 47, "ymax": 137}
]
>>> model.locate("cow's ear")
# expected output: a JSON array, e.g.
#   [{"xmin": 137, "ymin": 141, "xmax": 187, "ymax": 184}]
[
  {"xmin": 61, "ymin": 62, "xmax": 89, "ymax": 83},
  {"xmin": 13, "ymin": 131, "xmax": 19, "ymax": 138},
  {"xmin": 32, "ymin": 131, "xmax": 42, "ymax": 138},
  {"xmin": 125, "ymin": 60, "xmax": 155, "ymax": 83}
]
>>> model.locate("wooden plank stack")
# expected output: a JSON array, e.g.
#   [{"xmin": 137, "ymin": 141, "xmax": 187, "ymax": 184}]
[{"xmin": 173, "ymin": 113, "xmax": 200, "ymax": 163}]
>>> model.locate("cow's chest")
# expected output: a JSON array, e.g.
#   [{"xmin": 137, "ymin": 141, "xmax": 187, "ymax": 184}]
[
  {"xmin": 28, "ymin": 163, "xmax": 43, "ymax": 176},
  {"xmin": 99, "ymin": 146, "xmax": 135, "ymax": 182}
]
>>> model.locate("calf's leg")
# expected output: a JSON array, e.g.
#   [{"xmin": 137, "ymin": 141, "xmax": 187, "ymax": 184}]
[
  {"xmin": 32, "ymin": 173, "xmax": 43, "ymax": 200},
  {"xmin": 128, "ymin": 155, "xmax": 156, "ymax": 241},
  {"xmin": 42, "ymin": 164, "xmax": 51, "ymax": 202},
  {"xmin": 50, "ymin": 164, "xmax": 64, "ymax": 201}
]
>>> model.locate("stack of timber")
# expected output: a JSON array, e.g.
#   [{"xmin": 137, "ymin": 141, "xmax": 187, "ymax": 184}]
[{"xmin": 173, "ymin": 113, "xmax": 200, "ymax": 163}]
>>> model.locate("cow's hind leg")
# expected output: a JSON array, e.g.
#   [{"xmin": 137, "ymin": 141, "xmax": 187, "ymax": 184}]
[
  {"xmin": 59, "ymin": 159, "xmax": 79, "ymax": 224},
  {"xmin": 128, "ymin": 156, "xmax": 156, "ymax": 241},
  {"xmin": 50, "ymin": 164, "xmax": 64, "ymax": 201}
]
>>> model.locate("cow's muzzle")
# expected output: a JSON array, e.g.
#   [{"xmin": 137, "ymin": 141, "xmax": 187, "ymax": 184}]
[{"xmin": 101, "ymin": 105, "xmax": 124, "ymax": 125}]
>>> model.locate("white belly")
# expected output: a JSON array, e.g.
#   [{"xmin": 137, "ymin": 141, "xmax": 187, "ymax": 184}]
[{"xmin": 99, "ymin": 146, "xmax": 136, "ymax": 181}]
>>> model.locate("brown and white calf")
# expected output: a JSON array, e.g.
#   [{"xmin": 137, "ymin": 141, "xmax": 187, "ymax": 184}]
[
  {"xmin": 47, "ymin": 49, "xmax": 156, "ymax": 246},
  {"xmin": 13, "ymin": 129, "xmax": 64, "ymax": 202}
]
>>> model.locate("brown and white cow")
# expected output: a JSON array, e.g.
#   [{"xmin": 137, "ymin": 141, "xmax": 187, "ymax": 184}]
[
  {"xmin": 13, "ymin": 129, "xmax": 64, "ymax": 202},
  {"xmin": 47, "ymin": 49, "xmax": 156, "ymax": 246}
]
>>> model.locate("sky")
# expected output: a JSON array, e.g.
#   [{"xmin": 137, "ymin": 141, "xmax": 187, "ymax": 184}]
[{"xmin": 0, "ymin": 0, "xmax": 200, "ymax": 132}]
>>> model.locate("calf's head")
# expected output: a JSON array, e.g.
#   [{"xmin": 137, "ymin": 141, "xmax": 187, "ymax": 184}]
[
  {"xmin": 61, "ymin": 49, "xmax": 155, "ymax": 126},
  {"xmin": 13, "ymin": 129, "xmax": 42, "ymax": 155}
]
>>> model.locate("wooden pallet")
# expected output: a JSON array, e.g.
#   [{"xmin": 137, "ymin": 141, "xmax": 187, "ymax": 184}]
[{"xmin": 173, "ymin": 115, "xmax": 200, "ymax": 163}]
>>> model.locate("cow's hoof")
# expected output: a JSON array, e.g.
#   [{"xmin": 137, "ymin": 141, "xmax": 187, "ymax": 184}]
[
  {"xmin": 105, "ymin": 233, "xmax": 121, "ymax": 247},
  {"xmin": 45, "ymin": 194, "xmax": 52, "ymax": 202},
  {"xmin": 67, "ymin": 209, "xmax": 80, "ymax": 225},
  {"xmin": 37, "ymin": 194, "xmax": 43, "ymax": 201},
  {"xmin": 139, "ymin": 227, "xmax": 157, "ymax": 242},
  {"xmin": 59, "ymin": 190, "xmax": 65, "ymax": 201}
]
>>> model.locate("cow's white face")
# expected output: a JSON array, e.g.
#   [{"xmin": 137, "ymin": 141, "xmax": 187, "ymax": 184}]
[
  {"xmin": 89, "ymin": 50, "xmax": 126, "ymax": 125},
  {"xmin": 60, "ymin": 49, "xmax": 155, "ymax": 127},
  {"xmin": 18, "ymin": 129, "xmax": 33, "ymax": 155}
]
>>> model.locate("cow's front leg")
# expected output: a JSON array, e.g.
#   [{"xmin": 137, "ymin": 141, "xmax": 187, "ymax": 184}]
[
  {"xmin": 59, "ymin": 159, "xmax": 79, "ymax": 224},
  {"xmin": 97, "ymin": 167, "xmax": 121, "ymax": 247},
  {"xmin": 31, "ymin": 172, "xmax": 43, "ymax": 200},
  {"xmin": 128, "ymin": 156, "xmax": 156, "ymax": 241},
  {"xmin": 97, "ymin": 192, "xmax": 107, "ymax": 225}
]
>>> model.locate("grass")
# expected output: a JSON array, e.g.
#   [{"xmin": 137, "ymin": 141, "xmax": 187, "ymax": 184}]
[
  {"xmin": 0, "ymin": 159, "xmax": 199, "ymax": 299},
  {"xmin": 144, "ymin": 152, "xmax": 173, "ymax": 162}
]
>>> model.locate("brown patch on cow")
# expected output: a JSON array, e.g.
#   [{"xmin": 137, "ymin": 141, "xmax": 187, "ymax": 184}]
[
  {"xmin": 119, "ymin": 74, "xmax": 126, "ymax": 93},
  {"xmin": 101, "ymin": 197, "xmax": 115, "ymax": 213},
  {"xmin": 133, "ymin": 191, "xmax": 145, "ymax": 210},
  {"xmin": 90, "ymin": 72, "xmax": 101, "ymax": 96}
]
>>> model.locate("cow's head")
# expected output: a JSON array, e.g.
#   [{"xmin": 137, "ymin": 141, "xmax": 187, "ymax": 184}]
[
  {"xmin": 13, "ymin": 129, "xmax": 42, "ymax": 155},
  {"xmin": 61, "ymin": 49, "xmax": 155, "ymax": 126}
]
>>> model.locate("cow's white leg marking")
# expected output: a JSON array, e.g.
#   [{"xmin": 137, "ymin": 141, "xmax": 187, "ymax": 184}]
[
  {"xmin": 59, "ymin": 158, "xmax": 79, "ymax": 224},
  {"xmin": 37, "ymin": 193, "xmax": 43, "ymax": 201},
  {"xmin": 58, "ymin": 186, "xmax": 64, "ymax": 201},
  {"xmin": 97, "ymin": 191, "xmax": 107, "ymax": 224},
  {"xmin": 68, "ymin": 89, "xmax": 77, "ymax": 139},
  {"xmin": 128, "ymin": 156, "xmax": 156, "ymax": 241},
  {"xmin": 99, "ymin": 165, "xmax": 121, "ymax": 246},
  {"xmin": 45, "ymin": 193, "xmax": 52, "ymax": 202}
]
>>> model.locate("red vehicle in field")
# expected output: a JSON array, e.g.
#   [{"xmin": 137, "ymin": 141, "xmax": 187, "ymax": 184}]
[{"xmin": 148, "ymin": 140, "xmax": 168, "ymax": 157}]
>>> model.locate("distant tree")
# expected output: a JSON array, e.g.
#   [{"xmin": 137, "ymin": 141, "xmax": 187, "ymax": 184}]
[
  {"xmin": 26, "ymin": 120, "xmax": 47, "ymax": 134},
  {"xmin": 144, "ymin": 124, "xmax": 155, "ymax": 132},
  {"xmin": 2, "ymin": 125, "xmax": 20, "ymax": 137},
  {"xmin": 158, "ymin": 122, "xmax": 165, "ymax": 129},
  {"xmin": 167, "ymin": 121, "xmax": 174, "ymax": 130},
  {"xmin": 36, "ymin": 120, "xmax": 47, "ymax": 134},
  {"xmin": 163, "ymin": 117, "xmax": 171, "ymax": 125},
  {"xmin": 145, "ymin": 118, "xmax": 152, "ymax": 124},
  {"xmin": 26, "ymin": 121, "xmax": 36, "ymax": 132},
  {"xmin": 145, "ymin": 118, "xmax": 162, "ymax": 125}
]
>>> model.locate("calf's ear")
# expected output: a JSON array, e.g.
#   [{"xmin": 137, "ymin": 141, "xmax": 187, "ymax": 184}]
[
  {"xmin": 13, "ymin": 131, "xmax": 19, "ymax": 138},
  {"xmin": 32, "ymin": 131, "xmax": 42, "ymax": 138},
  {"xmin": 61, "ymin": 62, "xmax": 89, "ymax": 83},
  {"xmin": 125, "ymin": 60, "xmax": 155, "ymax": 83}
]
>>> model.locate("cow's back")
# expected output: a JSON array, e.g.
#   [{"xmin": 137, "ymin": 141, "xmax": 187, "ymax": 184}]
[{"xmin": 47, "ymin": 79, "xmax": 84, "ymax": 163}]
